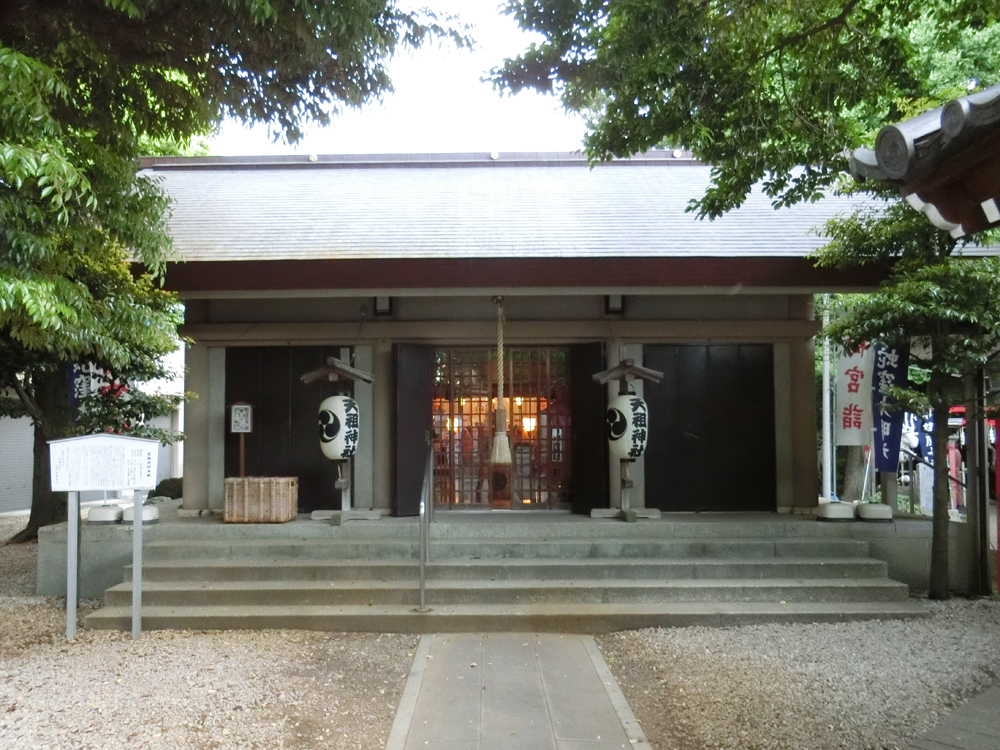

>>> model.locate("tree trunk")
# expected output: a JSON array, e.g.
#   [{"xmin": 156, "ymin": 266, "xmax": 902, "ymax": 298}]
[
  {"xmin": 6, "ymin": 370, "xmax": 69, "ymax": 544},
  {"xmin": 841, "ymin": 445, "xmax": 866, "ymax": 501},
  {"xmin": 928, "ymin": 371, "xmax": 952, "ymax": 600}
]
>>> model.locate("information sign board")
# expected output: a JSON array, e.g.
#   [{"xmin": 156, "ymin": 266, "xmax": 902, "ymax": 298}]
[
  {"xmin": 49, "ymin": 434, "xmax": 159, "ymax": 491},
  {"xmin": 230, "ymin": 403, "xmax": 253, "ymax": 433}
]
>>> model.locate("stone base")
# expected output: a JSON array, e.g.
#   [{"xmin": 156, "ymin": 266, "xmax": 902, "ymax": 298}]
[
  {"xmin": 122, "ymin": 505, "xmax": 160, "ymax": 524},
  {"xmin": 816, "ymin": 502, "xmax": 855, "ymax": 522},
  {"xmin": 177, "ymin": 508, "xmax": 222, "ymax": 518},
  {"xmin": 590, "ymin": 508, "xmax": 662, "ymax": 522},
  {"xmin": 310, "ymin": 509, "xmax": 382, "ymax": 525},
  {"xmin": 857, "ymin": 503, "xmax": 893, "ymax": 522},
  {"xmin": 86, "ymin": 506, "xmax": 123, "ymax": 525}
]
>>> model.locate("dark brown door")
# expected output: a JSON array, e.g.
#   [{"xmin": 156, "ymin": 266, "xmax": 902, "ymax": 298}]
[
  {"xmin": 569, "ymin": 341, "xmax": 608, "ymax": 514},
  {"xmin": 642, "ymin": 345, "xmax": 776, "ymax": 512},
  {"xmin": 224, "ymin": 347, "xmax": 345, "ymax": 513},
  {"xmin": 394, "ymin": 343, "xmax": 433, "ymax": 516}
]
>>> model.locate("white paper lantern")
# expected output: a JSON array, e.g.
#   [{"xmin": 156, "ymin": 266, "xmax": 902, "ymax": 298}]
[
  {"xmin": 319, "ymin": 395, "xmax": 360, "ymax": 460},
  {"xmin": 606, "ymin": 394, "xmax": 649, "ymax": 459}
]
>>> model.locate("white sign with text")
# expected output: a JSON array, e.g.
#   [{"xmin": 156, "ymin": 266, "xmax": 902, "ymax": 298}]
[
  {"xmin": 49, "ymin": 434, "xmax": 159, "ymax": 491},
  {"xmin": 835, "ymin": 344, "xmax": 875, "ymax": 446}
]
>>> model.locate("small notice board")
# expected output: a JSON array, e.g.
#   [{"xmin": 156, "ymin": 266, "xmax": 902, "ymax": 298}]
[
  {"xmin": 49, "ymin": 434, "xmax": 160, "ymax": 641},
  {"xmin": 49, "ymin": 434, "xmax": 159, "ymax": 491}
]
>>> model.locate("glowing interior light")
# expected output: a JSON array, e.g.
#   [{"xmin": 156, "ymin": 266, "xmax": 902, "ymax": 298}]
[
  {"xmin": 522, "ymin": 417, "xmax": 537, "ymax": 432},
  {"xmin": 515, "ymin": 397, "xmax": 522, "ymax": 406}
]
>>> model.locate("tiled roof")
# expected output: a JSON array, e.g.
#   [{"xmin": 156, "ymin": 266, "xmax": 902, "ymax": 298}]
[
  {"xmin": 146, "ymin": 152, "xmax": 870, "ymax": 262},
  {"xmin": 849, "ymin": 84, "xmax": 1000, "ymax": 239},
  {"xmin": 851, "ymin": 83, "xmax": 1000, "ymax": 185}
]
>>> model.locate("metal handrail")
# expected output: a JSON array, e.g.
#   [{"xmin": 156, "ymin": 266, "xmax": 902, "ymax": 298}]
[{"xmin": 417, "ymin": 447, "xmax": 433, "ymax": 612}]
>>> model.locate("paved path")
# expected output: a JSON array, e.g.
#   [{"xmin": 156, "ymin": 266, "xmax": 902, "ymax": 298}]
[
  {"xmin": 385, "ymin": 632, "xmax": 651, "ymax": 750},
  {"xmin": 905, "ymin": 682, "xmax": 1000, "ymax": 750}
]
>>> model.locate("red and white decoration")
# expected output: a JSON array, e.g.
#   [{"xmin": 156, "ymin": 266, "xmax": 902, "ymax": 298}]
[{"xmin": 835, "ymin": 344, "xmax": 875, "ymax": 446}]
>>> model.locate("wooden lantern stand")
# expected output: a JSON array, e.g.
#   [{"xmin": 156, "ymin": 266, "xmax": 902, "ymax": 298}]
[
  {"xmin": 590, "ymin": 358, "xmax": 664, "ymax": 522},
  {"xmin": 300, "ymin": 354, "xmax": 376, "ymax": 524}
]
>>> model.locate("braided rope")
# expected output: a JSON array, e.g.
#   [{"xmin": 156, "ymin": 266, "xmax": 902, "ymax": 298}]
[
  {"xmin": 490, "ymin": 296, "xmax": 512, "ymax": 465},
  {"xmin": 496, "ymin": 297, "xmax": 505, "ymax": 428}
]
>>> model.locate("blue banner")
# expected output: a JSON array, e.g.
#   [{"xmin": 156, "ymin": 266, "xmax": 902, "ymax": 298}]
[
  {"xmin": 872, "ymin": 344, "xmax": 908, "ymax": 472},
  {"xmin": 919, "ymin": 415, "xmax": 935, "ymax": 467}
]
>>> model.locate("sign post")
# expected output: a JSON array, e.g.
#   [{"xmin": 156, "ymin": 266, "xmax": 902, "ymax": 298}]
[
  {"xmin": 49, "ymin": 434, "xmax": 159, "ymax": 640},
  {"xmin": 229, "ymin": 403, "xmax": 253, "ymax": 477}
]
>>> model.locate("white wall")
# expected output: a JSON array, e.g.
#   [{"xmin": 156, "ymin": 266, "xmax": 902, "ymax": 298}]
[{"xmin": 0, "ymin": 417, "xmax": 33, "ymax": 513}]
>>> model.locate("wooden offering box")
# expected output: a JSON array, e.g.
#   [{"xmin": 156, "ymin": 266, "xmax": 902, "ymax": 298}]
[{"xmin": 224, "ymin": 477, "xmax": 298, "ymax": 523}]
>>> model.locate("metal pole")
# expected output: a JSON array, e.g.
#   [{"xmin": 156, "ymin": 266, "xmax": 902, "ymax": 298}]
[
  {"xmin": 416, "ymin": 446, "xmax": 431, "ymax": 612},
  {"xmin": 418, "ymin": 499, "xmax": 427, "ymax": 612},
  {"xmin": 426, "ymin": 447, "xmax": 434, "ymax": 527},
  {"xmin": 861, "ymin": 446, "xmax": 874, "ymax": 503},
  {"xmin": 132, "ymin": 490, "xmax": 146, "ymax": 639},
  {"xmin": 822, "ymin": 298, "xmax": 833, "ymax": 499},
  {"xmin": 66, "ymin": 491, "xmax": 79, "ymax": 640},
  {"xmin": 620, "ymin": 460, "xmax": 631, "ymax": 514}
]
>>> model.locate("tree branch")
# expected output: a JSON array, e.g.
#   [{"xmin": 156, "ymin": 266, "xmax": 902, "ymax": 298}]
[
  {"xmin": 752, "ymin": 0, "xmax": 862, "ymax": 69},
  {"xmin": 12, "ymin": 376, "xmax": 42, "ymax": 424}
]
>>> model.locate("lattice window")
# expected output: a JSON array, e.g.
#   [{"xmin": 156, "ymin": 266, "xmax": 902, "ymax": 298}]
[{"xmin": 432, "ymin": 348, "xmax": 571, "ymax": 509}]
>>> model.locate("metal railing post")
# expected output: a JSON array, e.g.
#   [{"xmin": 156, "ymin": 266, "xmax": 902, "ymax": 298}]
[
  {"xmin": 417, "ymin": 447, "xmax": 432, "ymax": 612},
  {"xmin": 418, "ymin": 499, "xmax": 428, "ymax": 612}
]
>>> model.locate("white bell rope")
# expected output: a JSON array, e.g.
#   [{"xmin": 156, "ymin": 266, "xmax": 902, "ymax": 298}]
[{"xmin": 490, "ymin": 296, "xmax": 512, "ymax": 464}]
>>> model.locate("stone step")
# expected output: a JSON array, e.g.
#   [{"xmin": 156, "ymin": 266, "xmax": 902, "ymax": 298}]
[
  {"xmin": 141, "ymin": 537, "xmax": 871, "ymax": 561},
  {"xmin": 123, "ymin": 556, "xmax": 890, "ymax": 582},
  {"xmin": 102, "ymin": 578, "xmax": 911, "ymax": 607},
  {"xmin": 84, "ymin": 600, "xmax": 930, "ymax": 633},
  {"xmin": 123, "ymin": 517, "xmax": 868, "ymax": 541}
]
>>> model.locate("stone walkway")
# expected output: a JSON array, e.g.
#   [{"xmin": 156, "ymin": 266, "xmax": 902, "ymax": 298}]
[
  {"xmin": 905, "ymin": 682, "xmax": 1000, "ymax": 750},
  {"xmin": 385, "ymin": 632, "xmax": 651, "ymax": 750}
]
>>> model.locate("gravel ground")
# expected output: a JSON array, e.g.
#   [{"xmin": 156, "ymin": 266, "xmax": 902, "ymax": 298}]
[
  {"xmin": 598, "ymin": 599, "xmax": 1000, "ymax": 750},
  {"xmin": 0, "ymin": 517, "xmax": 418, "ymax": 750},
  {"xmin": 5, "ymin": 515, "xmax": 1000, "ymax": 750}
]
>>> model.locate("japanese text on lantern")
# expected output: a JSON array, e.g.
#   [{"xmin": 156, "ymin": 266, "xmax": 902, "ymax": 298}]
[
  {"xmin": 342, "ymin": 400, "xmax": 360, "ymax": 458},
  {"xmin": 628, "ymin": 398, "xmax": 648, "ymax": 458}
]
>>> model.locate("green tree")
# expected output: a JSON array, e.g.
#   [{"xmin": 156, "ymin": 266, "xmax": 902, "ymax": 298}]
[
  {"xmin": 495, "ymin": 1, "xmax": 1000, "ymax": 597},
  {"xmin": 817, "ymin": 186, "xmax": 1000, "ymax": 598},
  {"xmin": 2, "ymin": 1, "xmax": 465, "ymax": 542},
  {"xmin": 494, "ymin": 0, "xmax": 1000, "ymax": 216}
]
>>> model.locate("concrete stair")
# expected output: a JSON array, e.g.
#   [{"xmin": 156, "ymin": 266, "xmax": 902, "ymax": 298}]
[{"xmin": 85, "ymin": 516, "xmax": 927, "ymax": 632}]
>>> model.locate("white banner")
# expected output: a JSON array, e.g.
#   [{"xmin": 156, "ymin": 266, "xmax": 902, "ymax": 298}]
[{"xmin": 835, "ymin": 343, "xmax": 875, "ymax": 446}]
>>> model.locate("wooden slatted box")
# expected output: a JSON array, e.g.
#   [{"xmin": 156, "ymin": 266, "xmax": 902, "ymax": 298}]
[{"xmin": 224, "ymin": 477, "xmax": 298, "ymax": 523}]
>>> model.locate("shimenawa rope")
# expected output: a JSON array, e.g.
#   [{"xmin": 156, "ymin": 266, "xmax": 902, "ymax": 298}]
[{"xmin": 490, "ymin": 296, "xmax": 511, "ymax": 464}]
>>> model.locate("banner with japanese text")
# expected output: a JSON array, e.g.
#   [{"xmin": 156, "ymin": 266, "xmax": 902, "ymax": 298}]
[
  {"xmin": 835, "ymin": 343, "xmax": 874, "ymax": 445},
  {"xmin": 871, "ymin": 344, "xmax": 908, "ymax": 471}
]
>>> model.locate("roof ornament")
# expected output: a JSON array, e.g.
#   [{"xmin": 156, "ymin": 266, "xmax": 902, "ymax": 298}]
[{"xmin": 849, "ymin": 82, "xmax": 1000, "ymax": 238}]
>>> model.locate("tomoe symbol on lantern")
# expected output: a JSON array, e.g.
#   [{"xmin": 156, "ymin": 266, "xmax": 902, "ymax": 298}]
[
  {"xmin": 319, "ymin": 410, "xmax": 340, "ymax": 442},
  {"xmin": 606, "ymin": 407, "xmax": 628, "ymax": 440},
  {"xmin": 318, "ymin": 395, "xmax": 359, "ymax": 460},
  {"xmin": 606, "ymin": 394, "xmax": 648, "ymax": 460}
]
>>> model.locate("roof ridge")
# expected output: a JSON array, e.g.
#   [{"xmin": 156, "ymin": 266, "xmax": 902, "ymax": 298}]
[{"xmin": 139, "ymin": 150, "xmax": 702, "ymax": 170}]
